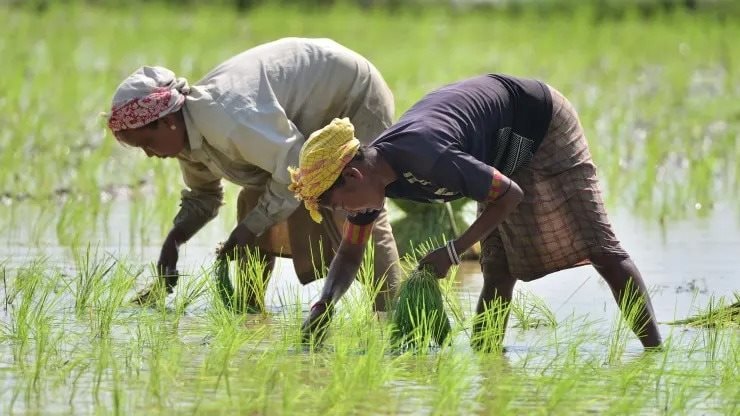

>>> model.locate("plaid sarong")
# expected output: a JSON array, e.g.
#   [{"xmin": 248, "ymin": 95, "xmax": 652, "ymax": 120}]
[{"xmin": 479, "ymin": 85, "xmax": 627, "ymax": 281}]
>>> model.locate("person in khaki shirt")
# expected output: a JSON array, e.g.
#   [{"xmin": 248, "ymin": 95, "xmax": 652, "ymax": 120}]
[{"xmin": 106, "ymin": 37, "xmax": 400, "ymax": 311}]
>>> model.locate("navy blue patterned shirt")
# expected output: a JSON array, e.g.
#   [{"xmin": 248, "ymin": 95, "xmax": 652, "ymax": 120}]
[{"xmin": 349, "ymin": 74, "xmax": 552, "ymax": 225}]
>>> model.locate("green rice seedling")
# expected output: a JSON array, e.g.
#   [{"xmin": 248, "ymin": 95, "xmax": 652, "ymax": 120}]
[
  {"xmin": 273, "ymin": 286, "xmax": 305, "ymax": 348},
  {"xmin": 342, "ymin": 241, "xmax": 417, "ymax": 351},
  {"xmin": 110, "ymin": 353, "xmax": 125, "ymax": 416},
  {"xmin": 510, "ymin": 290, "xmax": 557, "ymax": 329},
  {"xmin": 69, "ymin": 245, "xmax": 116, "ymax": 316},
  {"xmin": 1, "ymin": 263, "xmax": 65, "ymax": 407},
  {"xmin": 429, "ymin": 352, "xmax": 476, "ymax": 415},
  {"xmin": 316, "ymin": 313, "xmax": 394, "ymax": 415},
  {"xmin": 606, "ymin": 280, "xmax": 647, "ymax": 364},
  {"xmin": 26, "ymin": 296, "xmax": 64, "ymax": 397},
  {"xmin": 171, "ymin": 269, "xmax": 209, "ymax": 320},
  {"xmin": 3, "ymin": 260, "xmax": 56, "ymax": 368},
  {"xmin": 233, "ymin": 248, "xmax": 271, "ymax": 315},
  {"xmin": 390, "ymin": 238, "xmax": 455, "ymax": 351},
  {"xmin": 391, "ymin": 266, "xmax": 451, "ymax": 351},
  {"xmin": 353, "ymin": 240, "xmax": 385, "ymax": 312},
  {"xmin": 689, "ymin": 296, "xmax": 738, "ymax": 365},
  {"xmin": 667, "ymin": 292, "xmax": 740, "ymax": 327},
  {"xmin": 214, "ymin": 246, "xmax": 270, "ymax": 315},
  {"xmin": 214, "ymin": 259, "xmax": 235, "ymax": 311},
  {"xmin": 92, "ymin": 337, "xmax": 113, "ymax": 402},
  {"xmin": 90, "ymin": 263, "xmax": 134, "ymax": 339},
  {"xmin": 202, "ymin": 302, "xmax": 266, "ymax": 397},
  {"xmin": 137, "ymin": 319, "xmax": 184, "ymax": 408},
  {"xmin": 2, "ymin": 262, "xmax": 8, "ymax": 312},
  {"xmin": 470, "ymin": 296, "xmax": 510, "ymax": 354}
]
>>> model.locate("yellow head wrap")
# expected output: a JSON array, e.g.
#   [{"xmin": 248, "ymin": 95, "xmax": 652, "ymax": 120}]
[{"xmin": 288, "ymin": 118, "xmax": 360, "ymax": 223}]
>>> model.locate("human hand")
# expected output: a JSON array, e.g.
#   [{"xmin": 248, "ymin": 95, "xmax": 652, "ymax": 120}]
[
  {"xmin": 217, "ymin": 223, "xmax": 256, "ymax": 261},
  {"xmin": 132, "ymin": 238, "xmax": 180, "ymax": 305},
  {"xmin": 301, "ymin": 300, "xmax": 334, "ymax": 346},
  {"xmin": 417, "ymin": 245, "xmax": 455, "ymax": 278},
  {"xmin": 131, "ymin": 266, "xmax": 177, "ymax": 306},
  {"xmin": 157, "ymin": 235, "xmax": 179, "ymax": 285}
]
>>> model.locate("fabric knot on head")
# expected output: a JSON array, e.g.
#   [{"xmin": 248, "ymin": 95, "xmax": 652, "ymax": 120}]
[{"xmin": 288, "ymin": 118, "xmax": 360, "ymax": 223}]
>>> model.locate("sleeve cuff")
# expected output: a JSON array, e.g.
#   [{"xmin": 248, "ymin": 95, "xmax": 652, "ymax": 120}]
[
  {"xmin": 173, "ymin": 209, "xmax": 212, "ymax": 236},
  {"xmin": 241, "ymin": 207, "xmax": 277, "ymax": 237}
]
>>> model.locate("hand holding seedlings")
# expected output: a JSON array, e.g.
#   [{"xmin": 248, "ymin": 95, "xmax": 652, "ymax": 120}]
[
  {"xmin": 417, "ymin": 243, "xmax": 457, "ymax": 278},
  {"xmin": 217, "ymin": 223, "xmax": 256, "ymax": 261},
  {"xmin": 302, "ymin": 300, "xmax": 334, "ymax": 346},
  {"xmin": 130, "ymin": 265, "xmax": 178, "ymax": 305},
  {"xmin": 289, "ymin": 74, "xmax": 663, "ymax": 351},
  {"xmin": 130, "ymin": 235, "xmax": 180, "ymax": 305},
  {"xmin": 157, "ymin": 234, "xmax": 179, "ymax": 285}
]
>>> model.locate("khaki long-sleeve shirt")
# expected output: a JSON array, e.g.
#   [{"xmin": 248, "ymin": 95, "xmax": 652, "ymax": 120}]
[{"xmin": 172, "ymin": 37, "xmax": 389, "ymax": 237}]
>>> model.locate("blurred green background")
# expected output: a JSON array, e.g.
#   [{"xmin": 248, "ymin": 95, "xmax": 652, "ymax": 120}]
[{"xmin": 1, "ymin": 0, "xmax": 738, "ymax": 248}]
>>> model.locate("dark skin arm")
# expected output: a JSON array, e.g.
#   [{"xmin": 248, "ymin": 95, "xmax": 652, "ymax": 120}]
[
  {"xmin": 134, "ymin": 221, "xmax": 256, "ymax": 305},
  {"xmin": 301, "ymin": 236, "xmax": 366, "ymax": 344},
  {"xmin": 158, "ymin": 225, "xmax": 196, "ymax": 274},
  {"xmin": 419, "ymin": 177, "xmax": 524, "ymax": 277},
  {"xmin": 216, "ymin": 222, "xmax": 257, "ymax": 261},
  {"xmin": 132, "ymin": 224, "xmax": 199, "ymax": 304}
]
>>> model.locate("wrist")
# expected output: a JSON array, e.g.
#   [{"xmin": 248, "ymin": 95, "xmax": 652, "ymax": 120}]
[
  {"xmin": 445, "ymin": 240, "xmax": 462, "ymax": 265},
  {"xmin": 311, "ymin": 299, "xmax": 333, "ymax": 314}
]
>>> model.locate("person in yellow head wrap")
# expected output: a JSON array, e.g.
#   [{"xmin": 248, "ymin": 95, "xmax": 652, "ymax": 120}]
[
  {"xmin": 292, "ymin": 74, "xmax": 661, "ymax": 351},
  {"xmin": 106, "ymin": 38, "xmax": 400, "ymax": 312},
  {"xmin": 288, "ymin": 118, "xmax": 360, "ymax": 224}
]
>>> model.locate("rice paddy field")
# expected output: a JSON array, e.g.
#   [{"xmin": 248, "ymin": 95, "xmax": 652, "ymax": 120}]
[{"xmin": 1, "ymin": 1, "xmax": 739, "ymax": 415}]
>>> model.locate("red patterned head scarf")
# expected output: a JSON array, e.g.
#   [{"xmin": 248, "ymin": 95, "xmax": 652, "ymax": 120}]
[{"xmin": 106, "ymin": 66, "xmax": 190, "ymax": 134}]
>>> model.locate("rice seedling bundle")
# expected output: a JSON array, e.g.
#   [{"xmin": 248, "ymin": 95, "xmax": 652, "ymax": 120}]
[
  {"xmin": 214, "ymin": 258, "xmax": 265, "ymax": 314},
  {"xmin": 668, "ymin": 293, "xmax": 740, "ymax": 327},
  {"xmin": 215, "ymin": 259, "xmax": 235, "ymax": 311},
  {"xmin": 392, "ymin": 266, "xmax": 451, "ymax": 349}
]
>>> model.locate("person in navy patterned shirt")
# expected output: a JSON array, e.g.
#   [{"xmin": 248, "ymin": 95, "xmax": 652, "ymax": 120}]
[{"xmin": 294, "ymin": 74, "xmax": 661, "ymax": 351}]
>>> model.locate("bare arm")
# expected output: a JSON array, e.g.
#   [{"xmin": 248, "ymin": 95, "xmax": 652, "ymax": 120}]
[
  {"xmin": 420, "ymin": 168, "xmax": 524, "ymax": 277},
  {"xmin": 302, "ymin": 220, "xmax": 374, "ymax": 343},
  {"xmin": 453, "ymin": 178, "xmax": 523, "ymax": 255},
  {"xmin": 318, "ymin": 239, "xmax": 366, "ymax": 304}
]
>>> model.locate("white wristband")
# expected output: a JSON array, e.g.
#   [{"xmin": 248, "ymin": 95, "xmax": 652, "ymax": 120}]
[{"xmin": 445, "ymin": 240, "xmax": 461, "ymax": 265}]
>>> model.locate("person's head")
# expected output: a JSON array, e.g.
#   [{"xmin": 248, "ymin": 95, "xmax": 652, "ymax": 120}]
[
  {"xmin": 106, "ymin": 66, "xmax": 190, "ymax": 158},
  {"xmin": 317, "ymin": 148, "xmax": 386, "ymax": 215},
  {"xmin": 288, "ymin": 118, "xmax": 386, "ymax": 223}
]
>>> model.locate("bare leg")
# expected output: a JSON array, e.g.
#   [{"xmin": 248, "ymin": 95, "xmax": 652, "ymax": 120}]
[
  {"xmin": 369, "ymin": 209, "xmax": 401, "ymax": 312},
  {"xmin": 471, "ymin": 262, "xmax": 517, "ymax": 352},
  {"xmin": 590, "ymin": 254, "xmax": 662, "ymax": 348}
]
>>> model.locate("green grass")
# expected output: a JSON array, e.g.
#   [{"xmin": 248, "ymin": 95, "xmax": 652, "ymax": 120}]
[{"xmin": 0, "ymin": 2, "xmax": 739, "ymax": 246}]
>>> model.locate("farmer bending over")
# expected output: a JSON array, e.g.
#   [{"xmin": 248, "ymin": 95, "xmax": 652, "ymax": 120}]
[
  {"xmin": 290, "ymin": 74, "xmax": 662, "ymax": 350},
  {"xmin": 105, "ymin": 38, "xmax": 400, "ymax": 311}
]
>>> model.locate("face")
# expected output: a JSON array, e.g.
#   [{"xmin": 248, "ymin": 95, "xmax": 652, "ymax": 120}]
[
  {"xmin": 115, "ymin": 117, "xmax": 186, "ymax": 158},
  {"xmin": 320, "ymin": 167, "xmax": 386, "ymax": 216}
]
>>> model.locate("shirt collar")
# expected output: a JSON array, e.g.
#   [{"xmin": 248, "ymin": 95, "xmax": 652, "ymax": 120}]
[{"xmin": 182, "ymin": 95, "xmax": 204, "ymax": 151}]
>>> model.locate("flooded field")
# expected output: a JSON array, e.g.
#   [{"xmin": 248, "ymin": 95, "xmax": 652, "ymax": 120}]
[{"xmin": 1, "ymin": 2, "xmax": 739, "ymax": 415}]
